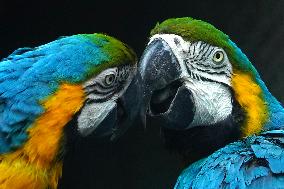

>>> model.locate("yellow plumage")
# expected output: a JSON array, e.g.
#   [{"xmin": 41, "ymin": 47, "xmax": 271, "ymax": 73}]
[
  {"xmin": 231, "ymin": 71, "xmax": 268, "ymax": 137},
  {"xmin": 0, "ymin": 83, "xmax": 85, "ymax": 189}
]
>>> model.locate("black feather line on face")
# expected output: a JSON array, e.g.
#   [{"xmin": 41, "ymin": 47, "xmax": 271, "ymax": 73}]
[{"xmin": 161, "ymin": 88, "xmax": 245, "ymax": 166}]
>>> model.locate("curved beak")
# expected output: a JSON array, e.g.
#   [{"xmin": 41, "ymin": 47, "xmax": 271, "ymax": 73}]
[
  {"xmin": 139, "ymin": 39, "xmax": 195, "ymax": 130},
  {"xmin": 110, "ymin": 74, "xmax": 141, "ymax": 140}
]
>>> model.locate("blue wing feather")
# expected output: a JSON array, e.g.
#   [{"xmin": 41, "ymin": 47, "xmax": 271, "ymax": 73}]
[
  {"xmin": 175, "ymin": 130, "xmax": 284, "ymax": 189},
  {"xmin": 0, "ymin": 34, "xmax": 110, "ymax": 153}
]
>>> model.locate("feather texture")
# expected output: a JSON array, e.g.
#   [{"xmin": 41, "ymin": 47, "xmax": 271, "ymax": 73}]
[
  {"xmin": 0, "ymin": 33, "xmax": 136, "ymax": 153},
  {"xmin": 147, "ymin": 17, "xmax": 284, "ymax": 189},
  {"xmin": 0, "ymin": 33, "xmax": 136, "ymax": 188},
  {"xmin": 175, "ymin": 130, "xmax": 284, "ymax": 189},
  {"xmin": 0, "ymin": 35, "xmax": 109, "ymax": 153}
]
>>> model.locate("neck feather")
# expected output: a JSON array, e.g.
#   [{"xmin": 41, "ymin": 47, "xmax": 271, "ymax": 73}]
[
  {"xmin": 0, "ymin": 83, "xmax": 85, "ymax": 188},
  {"xmin": 232, "ymin": 70, "xmax": 284, "ymax": 137}
]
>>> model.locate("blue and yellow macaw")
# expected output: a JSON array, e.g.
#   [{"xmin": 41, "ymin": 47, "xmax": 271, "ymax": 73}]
[
  {"xmin": 139, "ymin": 17, "xmax": 284, "ymax": 188},
  {"xmin": 0, "ymin": 33, "xmax": 139, "ymax": 189}
]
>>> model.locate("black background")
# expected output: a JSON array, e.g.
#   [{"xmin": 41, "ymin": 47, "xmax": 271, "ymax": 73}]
[{"xmin": 1, "ymin": 0, "xmax": 284, "ymax": 188}]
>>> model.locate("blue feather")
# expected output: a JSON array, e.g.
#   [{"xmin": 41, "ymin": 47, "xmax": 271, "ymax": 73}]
[
  {"xmin": 175, "ymin": 130, "xmax": 284, "ymax": 189},
  {"xmin": 0, "ymin": 34, "xmax": 112, "ymax": 153}
]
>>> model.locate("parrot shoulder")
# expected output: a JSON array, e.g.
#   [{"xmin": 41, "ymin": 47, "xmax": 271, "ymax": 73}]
[
  {"xmin": 0, "ymin": 35, "xmax": 92, "ymax": 153},
  {"xmin": 9, "ymin": 47, "xmax": 34, "ymax": 56},
  {"xmin": 174, "ymin": 130, "xmax": 284, "ymax": 189},
  {"xmin": 0, "ymin": 42, "xmax": 66, "ymax": 153}
]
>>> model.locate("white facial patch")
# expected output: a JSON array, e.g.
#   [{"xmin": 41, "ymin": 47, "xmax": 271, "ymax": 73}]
[
  {"xmin": 77, "ymin": 64, "xmax": 136, "ymax": 136},
  {"xmin": 150, "ymin": 34, "xmax": 233, "ymax": 86},
  {"xmin": 150, "ymin": 34, "xmax": 233, "ymax": 127},
  {"xmin": 83, "ymin": 66, "xmax": 136, "ymax": 100},
  {"xmin": 185, "ymin": 80, "xmax": 232, "ymax": 127},
  {"xmin": 78, "ymin": 101, "xmax": 116, "ymax": 136}
]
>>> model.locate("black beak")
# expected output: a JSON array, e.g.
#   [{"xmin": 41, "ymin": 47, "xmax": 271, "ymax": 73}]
[
  {"xmin": 111, "ymin": 74, "xmax": 141, "ymax": 140},
  {"xmin": 139, "ymin": 39, "xmax": 195, "ymax": 130}
]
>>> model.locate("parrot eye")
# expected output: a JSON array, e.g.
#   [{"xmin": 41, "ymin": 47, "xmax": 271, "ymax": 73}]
[
  {"xmin": 105, "ymin": 74, "xmax": 116, "ymax": 86},
  {"xmin": 213, "ymin": 51, "xmax": 224, "ymax": 64}
]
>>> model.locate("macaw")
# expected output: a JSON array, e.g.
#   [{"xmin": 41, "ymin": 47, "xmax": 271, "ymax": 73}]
[
  {"xmin": 0, "ymin": 33, "xmax": 139, "ymax": 189},
  {"xmin": 138, "ymin": 17, "xmax": 284, "ymax": 189}
]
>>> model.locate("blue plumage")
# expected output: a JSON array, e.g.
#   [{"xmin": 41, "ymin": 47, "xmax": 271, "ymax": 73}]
[
  {"xmin": 138, "ymin": 17, "xmax": 284, "ymax": 189},
  {"xmin": 229, "ymin": 40, "xmax": 284, "ymax": 131},
  {"xmin": 175, "ymin": 130, "xmax": 284, "ymax": 189},
  {"xmin": 174, "ymin": 37, "xmax": 284, "ymax": 189},
  {"xmin": 0, "ymin": 34, "xmax": 111, "ymax": 153}
]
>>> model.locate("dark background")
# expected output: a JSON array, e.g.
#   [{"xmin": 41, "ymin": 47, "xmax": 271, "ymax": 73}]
[{"xmin": 1, "ymin": 0, "xmax": 284, "ymax": 188}]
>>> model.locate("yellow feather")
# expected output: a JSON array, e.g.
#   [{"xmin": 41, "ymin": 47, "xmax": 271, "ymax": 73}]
[
  {"xmin": 0, "ymin": 83, "xmax": 85, "ymax": 189},
  {"xmin": 231, "ymin": 71, "xmax": 268, "ymax": 137}
]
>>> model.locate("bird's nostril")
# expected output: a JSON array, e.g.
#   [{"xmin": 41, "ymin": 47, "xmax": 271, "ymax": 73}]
[{"xmin": 149, "ymin": 80, "xmax": 182, "ymax": 115}]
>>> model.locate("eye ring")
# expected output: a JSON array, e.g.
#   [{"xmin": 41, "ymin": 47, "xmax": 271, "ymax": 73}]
[
  {"xmin": 213, "ymin": 50, "xmax": 224, "ymax": 64},
  {"xmin": 104, "ymin": 74, "xmax": 116, "ymax": 86}
]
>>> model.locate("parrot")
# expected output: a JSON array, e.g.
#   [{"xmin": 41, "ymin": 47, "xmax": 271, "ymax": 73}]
[
  {"xmin": 0, "ymin": 33, "xmax": 139, "ymax": 189},
  {"xmin": 138, "ymin": 17, "xmax": 284, "ymax": 189}
]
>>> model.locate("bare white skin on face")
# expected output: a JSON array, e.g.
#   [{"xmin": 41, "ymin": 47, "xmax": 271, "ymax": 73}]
[
  {"xmin": 78, "ymin": 101, "xmax": 116, "ymax": 136},
  {"xmin": 184, "ymin": 81, "xmax": 233, "ymax": 127},
  {"xmin": 149, "ymin": 34, "xmax": 233, "ymax": 128},
  {"xmin": 77, "ymin": 65, "xmax": 136, "ymax": 136}
]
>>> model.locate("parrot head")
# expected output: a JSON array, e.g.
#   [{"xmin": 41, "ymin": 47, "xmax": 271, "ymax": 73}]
[
  {"xmin": 0, "ymin": 33, "xmax": 139, "ymax": 154},
  {"xmin": 139, "ymin": 17, "xmax": 284, "ymax": 161},
  {"xmin": 0, "ymin": 33, "xmax": 140, "ymax": 188},
  {"xmin": 70, "ymin": 34, "xmax": 139, "ymax": 140}
]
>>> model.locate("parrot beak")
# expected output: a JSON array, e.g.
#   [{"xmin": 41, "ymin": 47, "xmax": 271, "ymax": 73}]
[
  {"xmin": 110, "ymin": 73, "xmax": 141, "ymax": 140},
  {"xmin": 138, "ymin": 38, "xmax": 195, "ymax": 130}
]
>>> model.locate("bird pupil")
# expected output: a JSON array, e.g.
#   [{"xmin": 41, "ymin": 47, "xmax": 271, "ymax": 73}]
[
  {"xmin": 216, "ymin": 53, "xmax": 220, "ymax": 59},
  {"xmin": 106, "ymin": 74, "xmax": 115, "ymax": 85},
  {"xmin": 108, "ymin": 76, "xmax": 113, "ymax": 82}
]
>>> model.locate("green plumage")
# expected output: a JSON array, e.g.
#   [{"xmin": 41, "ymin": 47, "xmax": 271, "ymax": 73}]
[
  {"xmin": 82, "ymin": 34, "xmax": 136, "ymax": 79},
  {"xmin": 144, "ymin": 17, "xmax": 284, "ymax": 189},
  {"xmin": 151, "ymin": 17, "xmax": 257, "ymax": 75}
]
